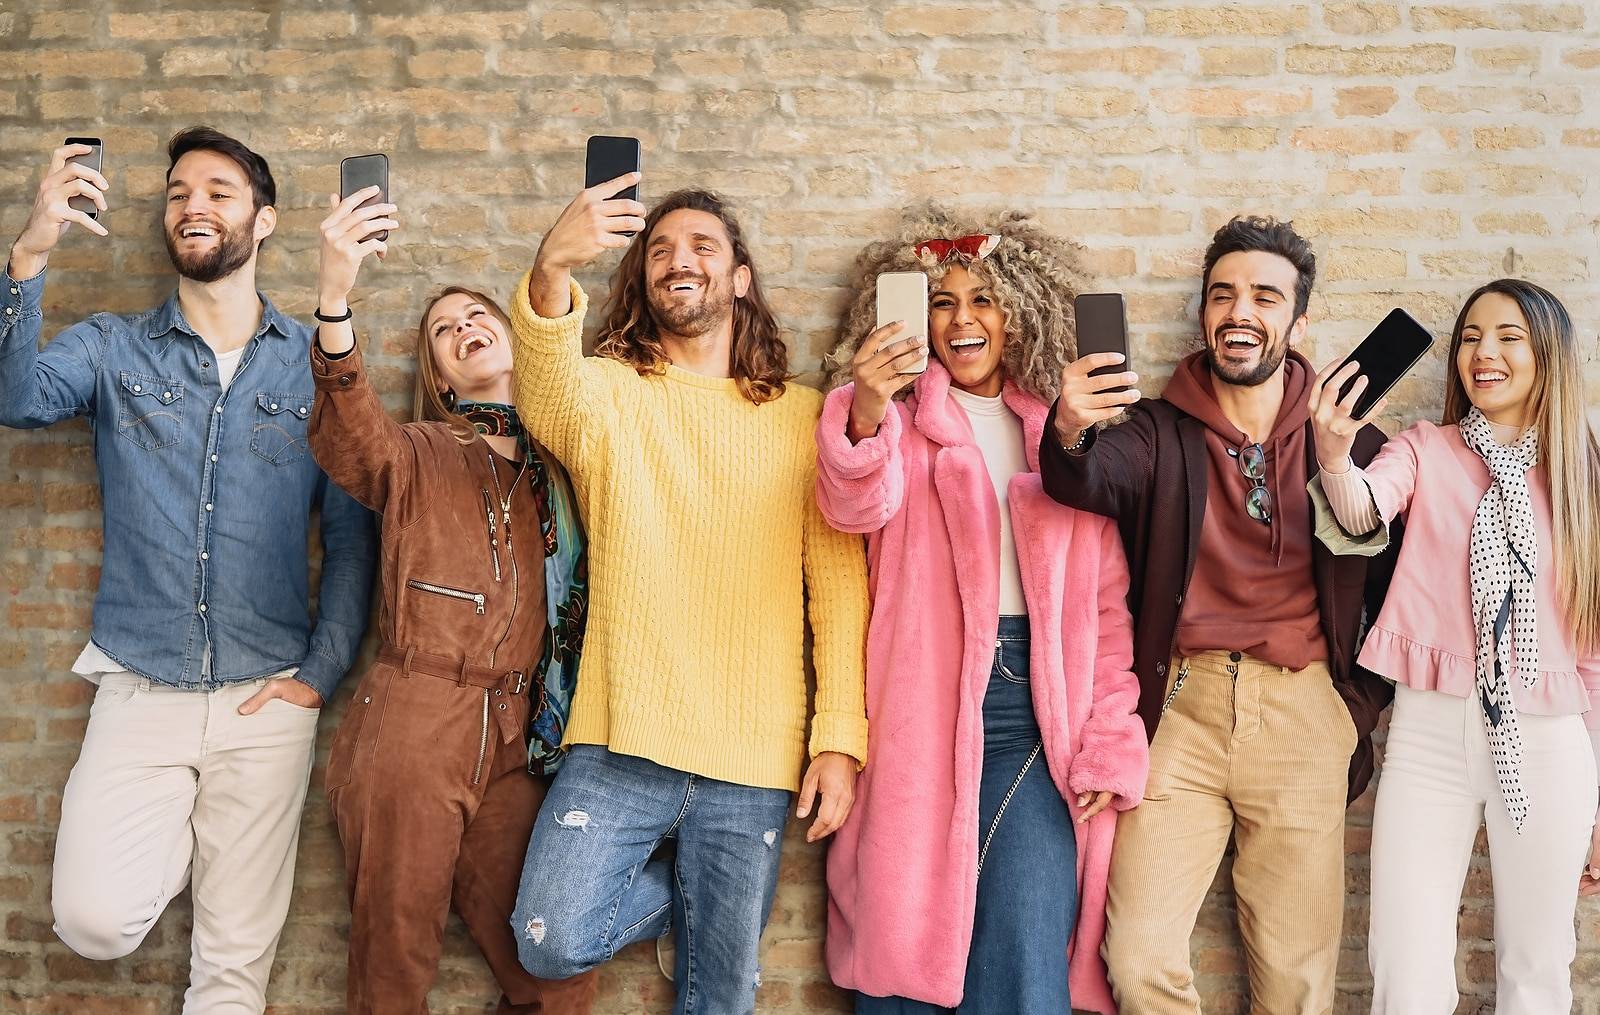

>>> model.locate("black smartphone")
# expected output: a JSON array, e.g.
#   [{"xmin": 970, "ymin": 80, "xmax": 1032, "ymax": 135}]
[
  {"xmin": 585, "ymin": 135, "xmax": 641, "ymax": 206},
  {"xmin": 64, "ymin": 136, "xmax": 103, "ymax": 220},
  {"xmin": 1074, "ymin": 293, "xmax": 1131, "ymax": 393},
  {"xmin": 339, "ymin": 153, "xmax": 389, "ymax": 242},
  {"xmin": 1333, "ymin": 308, "xmax": 1435, "ymax": 420}
]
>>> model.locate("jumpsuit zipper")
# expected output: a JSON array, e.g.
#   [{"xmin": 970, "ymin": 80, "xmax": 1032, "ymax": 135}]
[{"xmin": 406, "ymin": 579, "xmax": 485, "ymax": 614}]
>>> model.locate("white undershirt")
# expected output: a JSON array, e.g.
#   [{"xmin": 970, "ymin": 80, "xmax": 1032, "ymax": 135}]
[
  {"xmin": 213, "ymin": 344, "xmax": 247, "ymax": 391},
  {"xmin": 949, "ymin": 388, "xmax": 1029, "ymax": 616}
]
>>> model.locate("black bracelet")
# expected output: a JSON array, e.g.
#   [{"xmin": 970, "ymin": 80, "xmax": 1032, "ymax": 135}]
[{"xmin": 314, "ymin": 306, "xmax": 353, "ymax": 323}]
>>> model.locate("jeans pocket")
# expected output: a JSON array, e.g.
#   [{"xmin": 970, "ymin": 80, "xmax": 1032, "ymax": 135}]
[
  {"xmin": 116, "ymin": 371, "xmax": 184, "ymax": 451},
  {"xmin": 250, "ymin": 391, "xmax": 312, "ymax": 465},
  {"xmin": 995, "ymin": 641, "xmax": 1031, "ymax": 684}
]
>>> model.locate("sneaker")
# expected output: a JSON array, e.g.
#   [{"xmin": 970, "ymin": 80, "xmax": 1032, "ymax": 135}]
[{"xmin": 655, "ymin": 928, "xmax": 676, "ymax": 982}]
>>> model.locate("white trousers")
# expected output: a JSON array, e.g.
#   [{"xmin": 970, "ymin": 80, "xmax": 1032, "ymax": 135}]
[
  {"xmin": 1369, "ymin": 683, "xmax": 1598, "ymax": 1014},
  {"xmin": 51, "ymin": 673, "xmax": 319, "ymax": 1014}
]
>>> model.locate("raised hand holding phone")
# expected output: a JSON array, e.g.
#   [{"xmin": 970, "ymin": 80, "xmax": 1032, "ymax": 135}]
[
  {"xmin": 1309, "ymin": 359, "xmax": 1383, "ymax": 472},
  {"xmin": 528, "ymin": 173, "xmax": 646, "ymax": 318},
  {"xmin": 847, "ymin": 321, "xmax": 925, "ymax": 443},
  {"xmin": 1053, "ymin": 292, "xmax": 1142, "ymax": 449},
  {"xmin": 9, "ymin": 142, "xmax": 110, "ymax": 280},
  {"xmin": 315, "ymin": 186, "xmax": 398, "ymax": 356}
]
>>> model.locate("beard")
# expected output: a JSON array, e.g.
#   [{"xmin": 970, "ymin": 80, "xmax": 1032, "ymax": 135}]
[
  {"xmin": 646, "ymin": 270, "xmax": 735, "ymax": 339},
  {"xmin": 1206, "ymin": 323, "xmax": 1288, "ymax": 387},
  {"xmin": 165, "ymin": 221, "xmax": 256, "ymax": 284}
]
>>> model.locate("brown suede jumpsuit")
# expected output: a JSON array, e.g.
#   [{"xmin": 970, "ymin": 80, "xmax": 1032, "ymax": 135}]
[{"xmin": 309, "ymin": 341, "xmax": 595, "ymax": 1014}]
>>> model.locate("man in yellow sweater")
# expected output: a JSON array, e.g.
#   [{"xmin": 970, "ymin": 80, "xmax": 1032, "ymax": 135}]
[{"xmin": 507, "ymin": 174, "xmax": 869, "ymax": 1012}]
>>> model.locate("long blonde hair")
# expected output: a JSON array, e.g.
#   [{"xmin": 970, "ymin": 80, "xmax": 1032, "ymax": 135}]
[
  {"xmin": 823, "ymin": 205, "xmax": 1094, "ymax": 400},
  {"xmin": 1443, "ymin": 278, "xmax": 1600, "ymax": 651}
]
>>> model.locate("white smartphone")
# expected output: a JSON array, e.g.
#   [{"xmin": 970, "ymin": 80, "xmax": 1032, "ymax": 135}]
[{"xmin": 875, "ymin": 270, "xmax": 929, "ymax": 375}]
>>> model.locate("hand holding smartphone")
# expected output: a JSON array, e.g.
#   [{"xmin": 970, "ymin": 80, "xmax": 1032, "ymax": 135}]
[
  {"xmin": 64, "ymin": 136, "xmax": 104, "ymax": 220},
  {"xmin": 585, "ymin": 136, "xmax": 641, "ymax": 234},
  {"xmin": 339, "ymin": 154, "xmax": 389, "ymax": 241},
  {"xmin": 876, "ymin": 271, "xmax": 929, "ymax": 375},
  {"xmin": 1074, "ymin": 293, "xmax": 1131, "ymax": 393},
  {"xmin": 1331, "ymin": 308, "xmax": 1434, "ymax": 420}
]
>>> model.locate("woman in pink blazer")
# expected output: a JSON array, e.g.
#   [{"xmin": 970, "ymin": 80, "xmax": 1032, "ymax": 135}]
[{"xmin": 814, "ymin": 209, "xmax": 1148, "ymax": 1015}]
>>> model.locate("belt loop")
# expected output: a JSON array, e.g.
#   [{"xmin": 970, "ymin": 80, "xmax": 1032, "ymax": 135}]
[
  {"xmin": 401, "ymin": 645, "xmax": 416, "ymax": 679},
  {"xmin": 138, "ymin": 676, "xmax": 152, "ymax": 692},
  {"xmin": 455, "ymin": 656, "xmax": 470, "ymax": 688},
  {"xmin": 511, "ymin": 669, "xmax": 526, "ymax": 695}
]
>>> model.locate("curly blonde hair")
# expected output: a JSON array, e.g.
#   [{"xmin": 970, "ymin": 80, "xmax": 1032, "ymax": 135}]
[{"xmin": 824, "ymin": 205, "xmax": 1095, "ymax": 401}]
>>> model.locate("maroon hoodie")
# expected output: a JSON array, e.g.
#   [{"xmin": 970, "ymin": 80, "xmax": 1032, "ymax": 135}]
[{"xmin": 1162, "ymin": 349, "xmax": 1326, "ymax": 670}]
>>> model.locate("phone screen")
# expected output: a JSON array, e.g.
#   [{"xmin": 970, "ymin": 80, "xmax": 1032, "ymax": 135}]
[
  {"xmin": 64, "ymin": 136, "xmax": 103, "ymax": 220},
  {"xmin": 1334, "ymin": 308, "xmax": 1435, "ymax": 419},
  {"xmin": 1074, "ymin": 293, "xmax": 1130, "ymax": 393},
  {"xmin": 339, "ymin": 154, "xmax": 390, "ymax": 241},
  {"xmin": 876, "ymin": 271, "xmax": 929, "ymax": 375},
  {"xmin": 585, "ymin": 135, "xmax": 641, "ymax": 202}
]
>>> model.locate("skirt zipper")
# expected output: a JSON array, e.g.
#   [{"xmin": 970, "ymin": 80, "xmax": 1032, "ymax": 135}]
[{"xmin": 406, "ymin": 579, "xmax": 485, "ymax": 615}]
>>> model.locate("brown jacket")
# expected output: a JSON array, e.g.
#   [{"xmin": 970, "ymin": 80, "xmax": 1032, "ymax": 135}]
[
  {"xmin": 1039, "ymin": 360, "xmax": 1402, "ymax": 801},
  {"xmin": 308, "ymin": 342, "xmax": 545, "ymax": 757}
]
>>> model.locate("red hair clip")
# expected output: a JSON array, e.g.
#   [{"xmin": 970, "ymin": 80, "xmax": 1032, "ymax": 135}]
[{"xmin": 913, "ymin": 233, "xmax": 1001, "ymax": 267}]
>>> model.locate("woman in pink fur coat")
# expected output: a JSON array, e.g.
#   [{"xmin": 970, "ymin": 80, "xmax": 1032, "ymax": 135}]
[{"xmin": 814, "ymin": 208, "xmax": 1149, "ymax": 1015}]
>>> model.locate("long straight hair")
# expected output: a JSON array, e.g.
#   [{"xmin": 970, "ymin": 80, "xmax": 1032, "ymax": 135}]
[
  {"xmin": 413, "ymin": 285, "xmax": 514, "ymax": 444},
  {"xmin": 1443, "ymin": 278, "xmax": 1600, "ymax": 651},
  {"xmin": 594, "ymin": 189, "xmax": 790, "ymax": 405}
]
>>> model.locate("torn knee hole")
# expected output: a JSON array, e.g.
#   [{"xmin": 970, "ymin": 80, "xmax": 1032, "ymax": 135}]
[
  {"xmin": 523, "ymin": 916, "xmax": 547, "ymax": 944},
  {"xmin": 554, "ymin": 809, "xmax": 591, "ymax": 831}
]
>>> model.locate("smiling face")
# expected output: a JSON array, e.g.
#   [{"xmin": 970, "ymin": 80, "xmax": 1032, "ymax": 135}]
[
  {"xmin": 1454, "ymin": 290, "xmax": 1539, "ymax": 427},
  {"xmin": 928, "ymin": 264, "xmax": 1009, "ymax": 397},
  {"xmin": 424, "ymin": 292, "xmax": 514, "ymax": 402},
  {"xmin": 163, "ymin": 149, "xmax": 273, "ymax": 283},
  {"xmin": 643, "ymin": 208, "xmax": 751, "ymax": 339},
  {"xmin": 1200, "ymin": 249, "xmax": 1307, "ymax": 388}
]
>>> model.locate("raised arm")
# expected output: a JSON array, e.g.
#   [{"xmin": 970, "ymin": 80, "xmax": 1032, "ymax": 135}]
[
  {"xmin": 509, "ymin": 175, "xmax": 644, "ymax": 473},
  {"xmin": 0, "ymin": 144, "xmax": 112, "ymax": 429}
]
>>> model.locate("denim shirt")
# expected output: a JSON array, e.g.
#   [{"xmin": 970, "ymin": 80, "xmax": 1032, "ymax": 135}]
[{"xmin": 0, "ymin": 267, "xmax": 376, "ymax": 699}]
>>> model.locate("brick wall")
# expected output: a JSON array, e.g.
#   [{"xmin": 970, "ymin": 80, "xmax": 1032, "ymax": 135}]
[{"xmin": 3, "ymin": 2, "xmax": 1599, "ymax": 1012}]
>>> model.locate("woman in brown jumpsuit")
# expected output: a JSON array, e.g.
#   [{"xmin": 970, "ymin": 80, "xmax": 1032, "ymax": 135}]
[{"xmin": 304, "ymin": 190, "xmax": 595, "ymax": 1012}]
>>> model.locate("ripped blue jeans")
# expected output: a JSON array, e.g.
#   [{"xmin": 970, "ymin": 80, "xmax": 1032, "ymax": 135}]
[{"xmin": 511, "ymin": 744, "xmax": 791, "ymax": 1015}]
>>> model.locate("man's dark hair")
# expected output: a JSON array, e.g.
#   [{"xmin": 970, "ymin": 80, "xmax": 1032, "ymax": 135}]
[
  {"xmin": 166, "ymin": 126, "xmax": 276, "ymax": 214},
  {"xmin": 1200, "ymin": 215, "xmax": 1315, "ymax": 320}
]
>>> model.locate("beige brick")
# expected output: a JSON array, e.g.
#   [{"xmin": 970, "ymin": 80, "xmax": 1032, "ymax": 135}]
[
  {"xmin": 1023, "ymin": 125, "xmax": 1187, "ymax": 155},
  {"xmin": 1562, "ymin": 128, "xmax": 1600, "ymax": 148},
  {"xmin": 799, "ymin": 8, "xmax": 874, "ymax": 35},
  {"xmin": 761, "ymin": 47, "xmax": 920, "ymax": 79},
  {"xmin": 372, "ymin": 12, "xmax": 528, "ymax": 40},
  {"xmin": 0, "ymin": 49, "xmax": 145, "ymax": 79},
  {"xmin": 1027, "ymin": 46, "xmax": 1183, "ymax": 75},
  {"xmin": 1474, "ymin": 211, "xmax": 1550, "ymax": 236},
  {"xmin": 28, "ymin": 11, "xmax": 94, "ymax": 38},
  {"xmin": 892, "ymin": 165, "xmax": 1054, "ymax": 197},
  {"xmin": 1291, "ymin": 127, "xmax": 1420, "ymax": 153},
  {"xmin": 1412, "ymin": 4, "xmax": 1587, "ymax": 32},
  {"xmin": 1286, "ymin": 44, "xmax": 1456, "ymax": 75},
  {"xmin": 884, "ymin": 4, "xmax": 1044, "ymax": 36},
  {"xmin": 408, "ymin": 50, "xmax": 489, "ymax": 80},
  {"xmin": 108, "ymin": 11, "xmax": 268, "ymax": 38},
  {"xmin": 626, "ymin": 8, "xmax": 788, "ymax": 39},
  {"xmin": 668, "ymin": 50, "xmax": 746, "ymax": 76},
  {"xmin": 1471, "ymin": 46, "xmax": 1539, "ymax": 72},
  {"xmin": 1057, "ymin": 5, "xmax": 1129, "ymax": 34},
  {"xmin": 1295, "ymin": 207, "xmax": 1460, "ymax": 238},
  {"xmin": 1199, "ymin": 47, "xmax": 1278, "ymax": 76},
  {"xmin": 878, "ymin": 88, "xmax": 1044, "ymax": 116},
  {"xmin": 539, "ymin": 8, "xmax": 611, "ymax": 39},
  {"xmin": 115, "ymin": 88, "xmax": 263, "ymax": 117},
  {"xmin": 1054, "ymin": 87, "xmax": 1142, "ymax": 117},
  {"xmin": 1321, "ymin": 2, "xmax": 1402, "ymax": 33},
  {"xmin": 158, "ymin": 48, "xmax": 236, "ymax": 77},
  {"xmin": 1473, "ymin": 126, "xmax": 1542, "ymax": 150},
  {"xmin": 278, "ymin": 12, "xmax": 358, "ymax": 40},
  {"xmin": 1196, "ymin": 126, "xmax": 1281, "ymax": 152},
  {"xmin": 1334, "ymin": 85, "xmax": 1399, "ymax": 116},
  {"xmin": 1144, "ymin": 5, "xmax": 1310, "ymax": 36},
  {"xmin": 1155, "ymin": 87, "xmax": 1311, "ymax": 116},
  {"xmin": 1415, "ymin": 85, "xmax": 1581, "ymax": 115},
  {"xmin": 1564, "ymin": 48, "xmax": 1600, "ymax": 70},
  {"xmin": 1322, "ymin": 247, "xmax": 1408, "ymax": 280},
  {"xmin": 1325, "ymin": 168, "xmax": 1404, "ymax": 196}
]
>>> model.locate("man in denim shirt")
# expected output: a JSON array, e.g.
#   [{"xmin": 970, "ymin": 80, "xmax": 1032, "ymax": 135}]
[{"xmin": 0, "ymin": 128, "xmax": 375, "ymax": 1013}]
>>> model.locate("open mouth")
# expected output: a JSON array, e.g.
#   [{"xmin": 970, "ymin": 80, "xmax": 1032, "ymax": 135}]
[
  {"xmin": 178, "ymin": 224, "xmax": 220, "ymax": 240},
  {"xmin": 661, "ymin": 275, "xmax": 705, "ymax": 296},
  {"xmin": 1472, "ymin": 369, "xmax": 1508, "ymax": 388},
  {"xmin": 1218, "ymin": 327, "xmax": 1263, "ymax": 352},
  {"xmin": 947, "ymin": 335, "xmax": 988, "ymax": 359},
  {"xmin": 456, "ymin": 332, "xmax": 494, "ymax": 360}
]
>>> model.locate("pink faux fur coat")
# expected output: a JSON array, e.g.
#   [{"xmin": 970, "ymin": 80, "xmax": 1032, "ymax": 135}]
[{"xmin": 815, "ymin": 364, "xmax": 1147, "ymax": 1012}]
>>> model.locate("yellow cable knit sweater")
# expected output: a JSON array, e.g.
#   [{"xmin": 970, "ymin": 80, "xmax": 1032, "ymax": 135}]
[{"xmin": 509, "ymin": 274, "xmax": 869, "ymax": 791}]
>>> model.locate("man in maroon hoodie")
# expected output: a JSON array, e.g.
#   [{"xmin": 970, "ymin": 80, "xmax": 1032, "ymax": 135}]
[{"xmin": 1040, "ymin": 216, "xmax": 1396, "ymax": 1013}]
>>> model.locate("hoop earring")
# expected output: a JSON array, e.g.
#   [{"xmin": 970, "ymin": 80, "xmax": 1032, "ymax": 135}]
[{"xmin": 441, "ymin": 388, "xmax": 457, "ymax": 410}]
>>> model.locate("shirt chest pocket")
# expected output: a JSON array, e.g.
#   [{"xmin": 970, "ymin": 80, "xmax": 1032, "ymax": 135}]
[
  {"xmin": 116, "ymin": 372, "xmax": 185, "ymax": 451},
  {"xmin": 251, "ymin": 392, "xmax": 312, "ymax": 466}
]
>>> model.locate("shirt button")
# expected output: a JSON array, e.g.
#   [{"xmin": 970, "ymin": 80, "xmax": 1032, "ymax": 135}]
[
  {"xmin": 9, "ymin": 287, "xmax": 17, "ymax": 296},
  {"xmin": 198, "ymin": 603, "xmax": 207, "ymax": 613},
  {"xmin": 298, "ymin": 407, "xmax": 307, "ymax": 416},
  {"xmin": 204, "ymin": 503, "xmax": 213, "ymax": 512},
  {"xmin": 162, "ymin": 391, "xmax": 172, "ymax": 400},
  {"xmin": 210, "ymin": 454, "xmax": 217, "ymax": 462},
  {"xmin": 270, "ymin": 402, "xmax": 279, "ymax": 411},
  {"xmin": 214, "ymin": 405, "xmax": 223, "ymax": 414},
  {"xmin": 132, "ymin": 384, "xmax": 142, "ymax": 393},
  {"xmin": 200, "ymin": 551, "xmax": 208, "ymax": 560},
  {"xmin": 1156, "ymin": 661, "xmax": 1167, "ymax": 676},
  {"xmin": 4, "ymin": 307, "xmax": 13, "ymax": 316}
]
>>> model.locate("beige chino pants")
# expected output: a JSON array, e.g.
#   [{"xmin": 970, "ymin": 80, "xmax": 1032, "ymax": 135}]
[
  {"xmin": 51, "ymin": 672, "xmax": 318, "ymax": 1014},
  {"xmin": 1102, "ymin": 650, "xmax": 1357, "ymax": 1014}
]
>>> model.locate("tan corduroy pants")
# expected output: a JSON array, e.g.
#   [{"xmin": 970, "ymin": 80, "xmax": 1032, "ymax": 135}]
[{"xmin": 1102, "ymin": 650, "xmax": 1357, "ymax": 1015}]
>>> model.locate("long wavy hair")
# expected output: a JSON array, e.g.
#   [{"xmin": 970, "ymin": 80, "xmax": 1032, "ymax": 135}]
[
  {"xmin": 413, "ymin": 285, "xmax": 510, "ymax": 444},
  {"xmin": 824, "ymin": 205, "xmax": 1094, "ymax": 401},
  {"xmin": 1442, "ymin": 278, "xmax": 1600, "ymax": 652},
  {"xmin": 594, "ymin": 189, "xmax": 789, "ymax": 404}
]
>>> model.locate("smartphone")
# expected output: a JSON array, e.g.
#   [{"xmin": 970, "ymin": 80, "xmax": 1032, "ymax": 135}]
[
  {"xmin": 1333, "ymin": 308, "xmax": 1435, "ymax": 420},
  {"xmin": 876, "ymin": 270, "xmax": 929, "ymax": 375},
  {"xmin": 64, "ymin": 136, "xmax": 103, "ymax": 220},
  {"xmin": 585, "ymin": 135, "xmax": 641, "ymax": 204},
  {"xmin": 1074, "ymin": 293, "xmax": 1131, "ymax": 393},
  {"xmin": 339, "ymin": 153, "xmax": 389, "ymax": 242}
]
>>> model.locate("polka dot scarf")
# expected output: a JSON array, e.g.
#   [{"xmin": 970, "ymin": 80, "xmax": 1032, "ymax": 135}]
[{"xmin": 1460, "ymin": 406, "xmax": 1540, "ymax": 832}]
